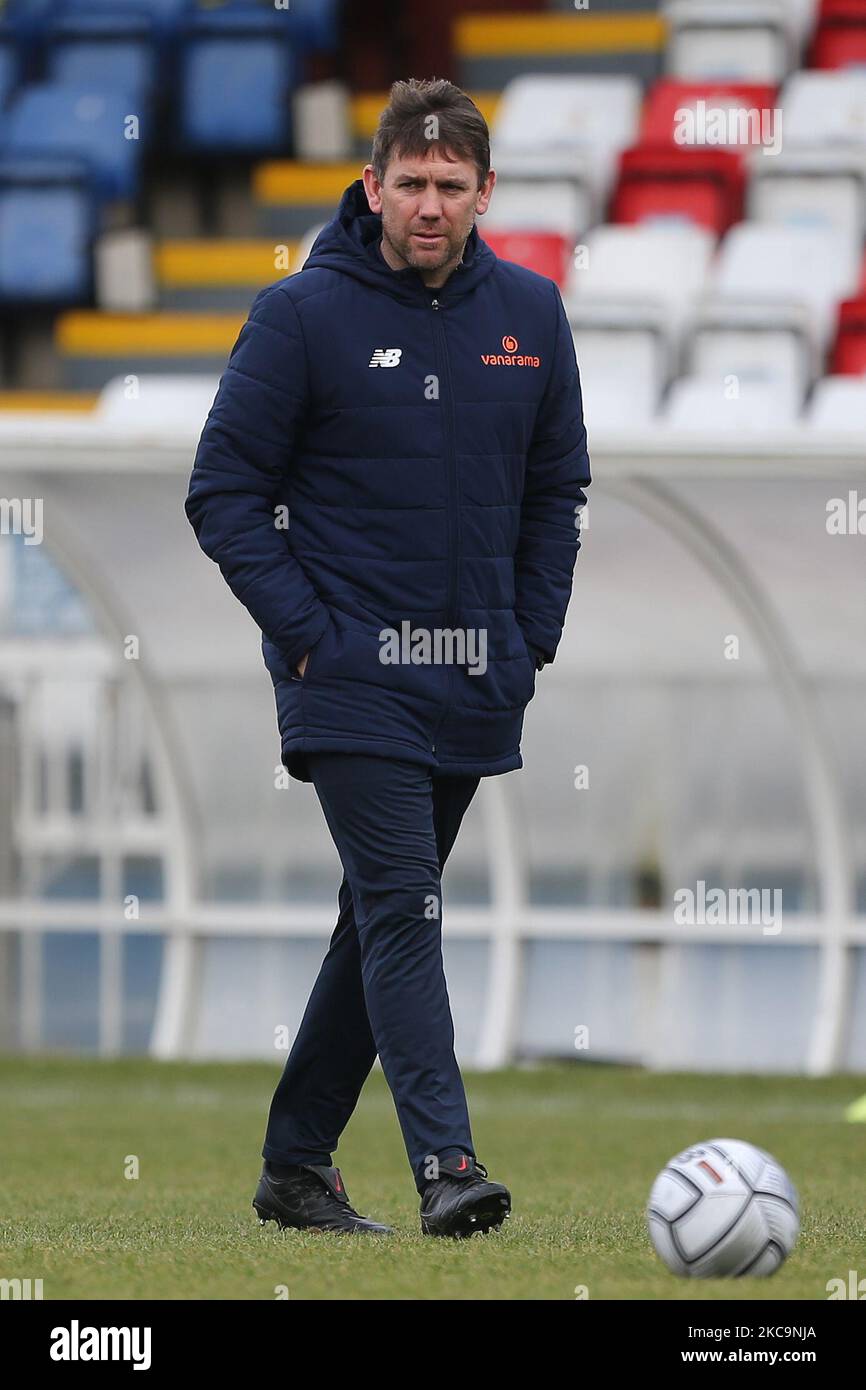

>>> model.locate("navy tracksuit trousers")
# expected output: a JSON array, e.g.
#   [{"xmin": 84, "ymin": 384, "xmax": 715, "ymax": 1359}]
[{"xmin": 262, "ymin": 753, "xmax": 480, "ymax": 1193}]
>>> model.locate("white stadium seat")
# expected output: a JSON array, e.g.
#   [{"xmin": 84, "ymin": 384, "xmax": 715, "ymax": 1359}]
[
  {"xmin": 805, "ymin": 375, "xmax": 866, "ymax": 431},
  {"xmin": 747, "ymin": 148, "xmax": 866, "ymax": 243},
  {"xmin": 579, "ymin": 376, "xmax": 659, "ymax": 431},
  {"xmin": 563, "ymin": 223, "xmax": 715, "ymax": 320},
  {"xmin": 663, "ymin": 0, "xmax": 800, "ymax": 85},
  {"xmin": 686, "ymin": 316, "xmax": 813, "ymax": 391},
  {"xmin": 780, "ymin": 70, "xmax": 866, "ymax": 148},
  {"xmin": 482, "ymin": 179, "xmax": 584, "ymax": 239},
  {"xmin": 491, "ymin": 75, "xmax": 642, "ymax": 223},
  {"xmin": 705, "ymin": 221, "xmax": 861, "ymax": 347},
  {"xmin": 95, "ymin": 375, "xmax": 221, "ymax": 432},
  {"xmin": 291, "ymin": 81, "xmax": 352, "ymax": 162},
  {"xmin": 572, "ymin": 323, "xmax": 669, "ymax": 405},
  {"xmin": 662, "ymin": 373, "xmax": 802, "ymax": 429},
  {"xmin": 294, "ymin": 221, "xmax": 326, "ymax": 269}
]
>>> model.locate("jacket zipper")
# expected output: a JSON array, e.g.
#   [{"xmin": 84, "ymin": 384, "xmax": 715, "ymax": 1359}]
[{"xmin": 430, "ymin": 295, "xmax": 459, "ymax": 753}]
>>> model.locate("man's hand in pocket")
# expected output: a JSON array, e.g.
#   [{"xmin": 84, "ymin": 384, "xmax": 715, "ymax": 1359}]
[{"xmin": 296, "ymin": 651, "xmax": 309, "ymax": 678}]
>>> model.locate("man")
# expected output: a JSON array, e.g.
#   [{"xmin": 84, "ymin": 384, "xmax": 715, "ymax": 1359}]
[{"xmin": 185, "ymin": 78, "xmax": 591, "ymax": 1238}]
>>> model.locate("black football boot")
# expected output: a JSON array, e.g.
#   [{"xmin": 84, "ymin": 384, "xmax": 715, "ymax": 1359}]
[
  {"xmin": 419, "ymin": 1155, "xmax": 511, "ymax": 1238},
  {"xmin": 253, "ymin": 1162, "xmax": 393, "ymax": 1234}
]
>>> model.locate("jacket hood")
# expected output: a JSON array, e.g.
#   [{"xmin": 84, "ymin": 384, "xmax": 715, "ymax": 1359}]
[{"xmin": 302, "ymin": 178, "xmax": 498, "ymax": 305}]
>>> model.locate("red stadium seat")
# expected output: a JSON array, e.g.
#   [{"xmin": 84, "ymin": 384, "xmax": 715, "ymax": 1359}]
[
  {"xmin": 640, "ymin": 80, "xmax": 779, "ymax": 147},
  {"xmin": 611, "ymin": 144, "xmax": 745, "ymax": 237},
  {"xmin": 830, "ymin": 297, "xmax": 866, "ymax": 374},
  {"xmin": 480, "ymin": 230, "xmax": 572, "ymax": 287},
  {"xmin": 809, "ymin": 0, "xmax": 866, "ymax": 70}
]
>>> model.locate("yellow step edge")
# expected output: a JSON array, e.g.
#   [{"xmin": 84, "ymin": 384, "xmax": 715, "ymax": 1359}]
[
  {"xmin": 253, "ymin": 161, "xmax": 363, "ymax": 206},
  {"xmin": 351, "ymin": 90, "xmax": 501, "ymax": 138},
  {"xmin": 0, "ymin": 391, "xmax": 98, "ymax": 412},
  {"xmin": 56, "ymin": 313, "xmax": 245, "ymax": 357},
  {"xmin": 455, "ymin": 13, "xmax": 667, "ymax": 57},
  {"xmin": 155, "ymin": 240, "xmax": 300, "ymax": 287},
  {"xmin": 255, "ymin": 112, "xmax": 507, "ymax": 206}
]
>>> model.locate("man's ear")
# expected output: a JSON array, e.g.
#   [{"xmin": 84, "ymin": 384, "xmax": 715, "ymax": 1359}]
[
  {"xmin": 475, "ymin": 168, "xmax": 496, "ymax": 217},
  {"xmin": 362, "ymin": 165, "xmax": 383, "ymax": 214}
]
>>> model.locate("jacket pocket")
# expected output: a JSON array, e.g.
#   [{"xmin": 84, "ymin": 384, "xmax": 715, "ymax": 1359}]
[
  {"xmin": 514, "ymin": 628, "xmax": 538, "ymax": 702},
  {"xmin": 289, "ymin": 619, "xmax": 331, "ymax": 684}
]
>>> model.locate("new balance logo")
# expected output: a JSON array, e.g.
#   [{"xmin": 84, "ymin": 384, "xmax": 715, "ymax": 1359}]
[{"xmin": 369, "ymin": 348, "xmax": 402, "ymax": 367}]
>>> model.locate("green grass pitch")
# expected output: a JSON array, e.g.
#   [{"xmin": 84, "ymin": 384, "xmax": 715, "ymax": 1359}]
[{"xmin": 1, "ymin": 1056, "xmax": 864, "ymax": 1300}]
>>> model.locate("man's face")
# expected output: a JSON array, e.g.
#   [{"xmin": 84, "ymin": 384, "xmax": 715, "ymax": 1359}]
[{"xmin": 363, "ymin": 148, "xmax": 495, "ymax": 287}]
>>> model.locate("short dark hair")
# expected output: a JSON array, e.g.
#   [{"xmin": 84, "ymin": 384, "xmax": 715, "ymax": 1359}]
[{"xmin": 370, "ymin": 78, "xmax": 490, "ymax": 190}]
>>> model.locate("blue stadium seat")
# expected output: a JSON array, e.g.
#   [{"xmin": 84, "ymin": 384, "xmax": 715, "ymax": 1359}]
[
  {"xmin": 3, "ymin": 0, "xmax": 55, "ymax": 44},
  {"xmin": 193, "ymin": 0, "xmax": 340, "ymax": 50},
  {"xmin": 60, "ymin": 0, "xmax": 192, "ymax": 30},
  {"xmin": 4, "ymin": 0, "xmax": 54, "ymax": 23},
  {"xmin": 0, "ymin": 155, "xmax": 95, "ymax": 302},
  {"xmin": 179, "ymin": 13, "xmax": 297, "ymax": 153},
  {"xmin": 46, "ymin": 17, "xmax": 157, "ymax": 100},
  {"xmin": 4, "ymin": 83, "xmax": 142, "ymax": 199},
  {"xmin": 0, "ymin": 40, "xmax": 20, "ymax": 109},
  {"xmin": 280, "ymin": 0, "xmax": 339, "ymax": 50}
]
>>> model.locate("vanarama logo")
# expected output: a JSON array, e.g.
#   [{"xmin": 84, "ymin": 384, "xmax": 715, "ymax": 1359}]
[{"xmin": 481, "ymin": 334, "xmax": 541, "ymax": 368}]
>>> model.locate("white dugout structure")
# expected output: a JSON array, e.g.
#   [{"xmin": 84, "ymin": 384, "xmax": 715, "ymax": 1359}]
[{"xmin": 0, "ymin": 377, "xmax": 865, "ymax": 1074}]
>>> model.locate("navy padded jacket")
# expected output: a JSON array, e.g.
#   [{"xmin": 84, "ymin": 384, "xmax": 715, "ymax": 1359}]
[{"xmin": 185, "ymin": 179, "xmax": 591, "ymax": 782}]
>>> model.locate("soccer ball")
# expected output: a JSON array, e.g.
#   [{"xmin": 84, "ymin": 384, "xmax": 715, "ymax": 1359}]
[{"xmin": 647, "ymin": 1137, "xmax": 800, "ymax": 1278}]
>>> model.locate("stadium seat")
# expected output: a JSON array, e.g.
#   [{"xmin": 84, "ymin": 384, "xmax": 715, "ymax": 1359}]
[
  {"xmin": 830, "ymin": 296, "xmax": 866, "ymax": 374},
  {"xmin": 640, "ymin": 79, "xmax": 779, "ymax": 149},
  {"xmin": 194, "ymin": 0, "xmax": 341, "ymax": 51},
  {"xmin": 563, "ymin": 222, "xmax": 715, "ymax": 322},
  {"xmin": 809, "ymin": 0, "xmax": 866, "ymax": 69},
  {"xmin": 779, "ymin": 69, "xmax": 866, "ymax": 146},
  {"xmin": 0, "ymin": 156, "xmax": 95, "ymax": 302},
  {"xmin": 46, "ymin": 13, "xmax": 158, "ymax": 99},
  {"xmin": 3, "ymin": 0, "xmax": 55, "ymax": 38},
  {"xmin": 95, "ymin": 373, "xmax": 223, "ymax": 431},
  {"xmin": 281, "ymin": 0, "xmax": 340, "ymax": 51},
  {"xmin": 664, "ymin": 0, "xmax": 800, "ymax": 84},
  {"xmin": 482, "ymin": 179, "xmax": 584, "ymax": 239},
  {"xmin": 178, "ymin": 12, "xmax": 298, "ymax": 153},
  {"xmin": 686, "ymin": 314, "xmax": 812, "ymax": 391},
  {"xmin": 293, "ymin": 220, "xmax": 325, "ymax": 270},
  {"xmin": 578, "ymin": 372, "xmax": 659, "ymax": 431},
  {"xmin": 805, "ymin": 374, "xmax": 866, "ymax": 429},
  {"xmin": 4, "ymin": 83, "xmax": 143, "ymax": 199},
  {"xmin": 480, "ymin": 230, "xmax": 572, "ymax": 288},
  {"xmin": 564, "ymin": 225, "xmax": 715, "ymax": 388},
  {"xmin": 662, "ymin": 374, "xmax": 803, "ymax": 430},
  {"xmin": 747, "ymin": 147, "xmax": 866, "ymax": 241},
  {"xmin": 0, "ymin": 35, "xmax": 19, "ymax": 109},
  {"xmin": 611, "ymin": 144, "xmax": 745, "ymax": 235},
  {"xmin": 292, "ymin": 81, "xmax": 352, "ymax": 162},
  {"xmin": 491, "ymin": 75, "xmax": 642, "ymax": 221},
  {"xmin": 706, "ymin": 222, "xmax": 861, "ymax": 346},
  {"xmin": 571, "ymin": 322, "xmax": 667, "ymax": 421},
  {"xmin": 60, "ymin": 0, "xmax": 190, "ymax": 31}
]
